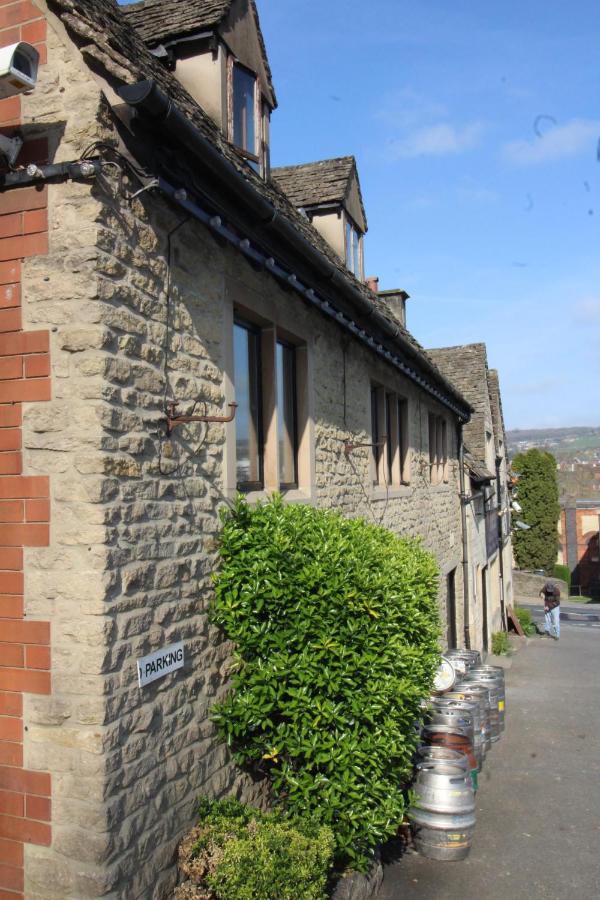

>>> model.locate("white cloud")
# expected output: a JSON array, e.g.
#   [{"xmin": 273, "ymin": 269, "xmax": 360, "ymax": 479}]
[
  {"xmin": 502, "ymin": 118, "xmax": 600, "ymax": 165},
  {"xmin": 574, "ymin": 297, "xmax": 600, "ymax": 323},
  {"xmin": 387, "ymin": 122, "xmax": 485, "ymax": 159},
  {"xmin": 374, "ymin": 88, "xmax": 448, "ymax": 129}
]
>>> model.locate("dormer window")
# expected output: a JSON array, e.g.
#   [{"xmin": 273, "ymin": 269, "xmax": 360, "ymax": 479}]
[
  {"xmin": 272, "ymin": 157, "xmax": 368, "ymax": 269},
  {"xmin": 123, "ymin": 0, "xmax": 276, "ymax": 180},
  {"xmin": 231, "ymin": 61, "xmax": 257, "ymax": 160},
  {"xmin": 345, "ymin": 215, "xmax": 363, "ymax": 279}
]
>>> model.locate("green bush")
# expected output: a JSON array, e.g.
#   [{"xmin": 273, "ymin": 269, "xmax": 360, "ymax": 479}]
[
  {"xmin": 178, "ymin": 797, "xmax": 334, "ymax": 900},
  {"xmin": 210, "ymin": 496, "xmax": 441, "ymax": 871},
  {"xmin": 553, "ymin": 564, "xmax": 570, "ymax": 591},
  {"xmin": 514, "ymin": 606, "xmax": 535, "ymax": 636},
  {"xmin": 512, "ymin": 449, "xmax": 560, "ymax": 571},
  {"xmin": 491, "ymin": 631, "xmax": 510, "ymax": 655}
]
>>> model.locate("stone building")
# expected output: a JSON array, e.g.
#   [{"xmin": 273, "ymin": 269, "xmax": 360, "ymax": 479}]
[
  {"xmin": 0, "ymin": 1, "xmax": 513, "ymax": 897},
  {"xmin": 427, "ymin": 344, "xmax": 514, "ymax": 649}
]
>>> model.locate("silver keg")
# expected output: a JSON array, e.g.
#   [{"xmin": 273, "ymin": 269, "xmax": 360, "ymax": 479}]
[{"xmin": 409, "ymin": 762, "xmax": 476, "ymax": 861}]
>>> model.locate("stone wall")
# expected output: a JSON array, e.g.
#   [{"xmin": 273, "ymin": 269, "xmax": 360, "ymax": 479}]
[
  {"xmin": 513, "ymin": 571, "xmax": 568, "ymax": 603},
  {"xmin": 11, "ymin": 9, "xmax": 467, "ymax": 899}
]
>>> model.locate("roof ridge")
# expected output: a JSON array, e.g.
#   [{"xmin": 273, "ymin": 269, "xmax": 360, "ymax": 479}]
[{"xmin": 272, "ymin": 155, "xmax": 356, "ymax": 171}]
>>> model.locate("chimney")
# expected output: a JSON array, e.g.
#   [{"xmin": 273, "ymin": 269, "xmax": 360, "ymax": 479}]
[
  {"xmin": 377, "ymin": 289, "xmax": 410, "ymax": 328},
  {"xmin": 366, "ymin": 275, "xmax": 379, "ymax": 293}
]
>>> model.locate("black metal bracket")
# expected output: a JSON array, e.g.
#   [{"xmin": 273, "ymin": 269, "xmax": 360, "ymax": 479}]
[
  {"xmin": 0, "ymin": 158, "xmax": 101, "ymax": 191},
  {"xmin": 165, "ymin": 401, "xmax": 238, "ymax": 436},
  {"xmin": 344, "ymin": 436, "xmax": 387, "ymax": 455}
]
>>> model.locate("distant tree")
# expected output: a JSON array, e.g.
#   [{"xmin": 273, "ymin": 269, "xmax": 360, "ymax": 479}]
[{"xmin": 512, "ymin": 448, "xmax": 560, "ymax": 571}]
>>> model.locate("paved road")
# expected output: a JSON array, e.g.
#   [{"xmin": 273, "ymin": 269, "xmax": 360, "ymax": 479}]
[
  {"xmin": 378, "ymin": 625, "xmax": 600, "ymax": 900},
  {"xmin": 522, "ymin": 600, "xmax": 600, "ymax": 632}
]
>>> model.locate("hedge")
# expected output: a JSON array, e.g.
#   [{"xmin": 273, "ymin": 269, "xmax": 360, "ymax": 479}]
[{"xmin": 210, "ymin": 496, "xmax": 441, "ymax": 870}]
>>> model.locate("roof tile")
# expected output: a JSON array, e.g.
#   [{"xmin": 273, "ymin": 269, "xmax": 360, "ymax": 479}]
[
  {"xmin": 122, "ymin": 0, "xmax": 231, "ymax": 45},
  {"xmin": 272, "ymin": 156, "xmax": 366, "ymax": 226}
]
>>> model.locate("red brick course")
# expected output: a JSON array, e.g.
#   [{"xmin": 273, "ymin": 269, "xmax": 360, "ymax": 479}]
[{"xmin": 0, "ymin": 6, "xmax": 51, "ymax": 893}]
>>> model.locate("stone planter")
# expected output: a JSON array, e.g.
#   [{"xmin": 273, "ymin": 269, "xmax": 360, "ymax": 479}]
[{"xmin": 329, "ymin": 848, "xmax": 384, "ymax": 900}]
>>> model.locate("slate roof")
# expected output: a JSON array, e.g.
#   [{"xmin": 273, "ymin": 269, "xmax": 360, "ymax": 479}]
[
  {"xmin": 48, "ymin": 0, "xmax": 469, "ymax": 415},
  {"xmin": 464, "ymin": 450, "xmax": 495, "ymax": 484},
  {"xmin": 271, "ymin": 156, "xmax": 367, "ymax": 229},
  {"xmin": 122, "ymin": 0, "xmax": 276, "ymax": 105},
  {"xmin": 487, "ymin": 369, "xmax": 506, "ymax": 455},
  {"xmin": 428, "ymin": 343, "xmax": 493, "ymax": 464},
  {"xmin": 122, "ymin": 0, "xmax": 231, "ymax": 44}
]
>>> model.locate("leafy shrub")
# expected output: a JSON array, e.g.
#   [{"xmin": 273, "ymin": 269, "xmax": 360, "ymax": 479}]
[
  {"xmin": 491, "ymin": 631, "xmax": 510, "ymax": 655},
  {"xmin": 553, "ymin": 564, "xmax": 570, "ymax": 591},
  {"xmin": 210, "ymin": 496, "xmax": 441, "ymax": 871},
  {"xmin": 512, "ymin": 449, "xmax": 560, "ymax": 571},
  {"xmin": 176, "ymin": 797, "xmax": 334, "ymax": 900},
  {"xmin": 514, "ymin": 606, "xmax": 535, "ymax": 636}
]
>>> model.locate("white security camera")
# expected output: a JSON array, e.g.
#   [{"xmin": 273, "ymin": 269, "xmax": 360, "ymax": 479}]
[
  {"xmin": 511, "ymin": 500, "xmax": 522, "ymax": 513},
  {"xmin": 0, "ymin": 42, "xmax": 39, "ymax": 99},
  {"xmin": 514, "ymin": 520, "xmax": 531, "ymax": 531}
]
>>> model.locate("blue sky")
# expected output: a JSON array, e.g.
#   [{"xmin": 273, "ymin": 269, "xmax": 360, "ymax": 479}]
[{"xmin": 120, "ymin": 1, "xmax": 600, "ymax": 429}]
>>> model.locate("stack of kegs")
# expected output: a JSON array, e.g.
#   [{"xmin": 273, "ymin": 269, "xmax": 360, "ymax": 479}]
[
  {"xmin": 460, "ymin": 665, "xmax": 506, "ymax": 737},
  {"xmin": 409, "ymin": 651, "xmax": 507, "ymax": 861},
  {"xmin": 445, "ymin": 683, "xmax": 492, "ymax": 759},
  {"xmin": 408, "ymin": 758, "xmax": 476, "ymax": 861},
  {"xmin": 444, "ymin": 649, "xmax": 481, "ymax": 678},
  {"xmin": 423, "ymin": 699, "xmax": 479, "ymax": 790}
]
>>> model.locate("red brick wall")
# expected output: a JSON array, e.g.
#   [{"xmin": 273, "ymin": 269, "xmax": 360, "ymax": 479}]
[{"xmin": 0, "ymin": 3, "xmax": 50, "ymax": 897}]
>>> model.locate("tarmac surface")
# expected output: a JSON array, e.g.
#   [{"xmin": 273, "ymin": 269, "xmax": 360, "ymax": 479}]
[{"xmin": 378, "ymin": 614, "xmax": 600, "ymax": 900}]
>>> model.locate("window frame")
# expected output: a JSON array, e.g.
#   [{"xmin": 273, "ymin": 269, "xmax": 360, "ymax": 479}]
[
  {"xmin": 371, "ymin": 384, "xmax": 410, "ymax": 489},
  {"xmin": 229, "ymin": 305, "xmax": 311, "ymax": 500},
  {"xmin": 344, "ymin": 212, "xmax": 364, "ymax": 279},
  {"xmin": 429, "ymin": 412, "xmax": 449, "ymax": 485},
  {"xmin": 276, "ymin": 338, "xmax": 299, "ymax": 490},
  {"xmin": 233, "ymin": 317, "xmax": 265, "ymax": 493},
  {"xmin": 228, "ymin": 58, "xmax": 260, "ymax": 163}
]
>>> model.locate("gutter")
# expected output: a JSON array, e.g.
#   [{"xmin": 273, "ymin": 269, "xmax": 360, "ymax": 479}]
[{"xmin": 117, "ymin": 80, "xmax": 472, "ymax": 422}]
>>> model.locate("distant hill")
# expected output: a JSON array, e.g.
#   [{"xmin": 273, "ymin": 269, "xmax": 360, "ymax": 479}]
[{"xmin": 507, "ymin": 426, "xmax": 600, "ymax": 460}]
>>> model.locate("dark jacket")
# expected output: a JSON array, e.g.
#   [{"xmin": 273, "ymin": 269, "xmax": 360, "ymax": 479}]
[{"xmin": 542, "ymin": 582, "xmax": 560, "ymax": 610}]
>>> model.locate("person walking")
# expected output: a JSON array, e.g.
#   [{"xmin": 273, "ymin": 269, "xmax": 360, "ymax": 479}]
[{"xmin": 540, "ymin": 581, "xmax": 561, "ymax": 640}]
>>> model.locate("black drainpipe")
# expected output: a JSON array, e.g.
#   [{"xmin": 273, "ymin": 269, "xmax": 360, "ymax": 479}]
[
  {"xmin": 495, "ymin": 454, "xmax": 507, "ymax": 631},
  {"xmin": 458, "ymin": 424, "xmax": 471, "ymax": 649}
]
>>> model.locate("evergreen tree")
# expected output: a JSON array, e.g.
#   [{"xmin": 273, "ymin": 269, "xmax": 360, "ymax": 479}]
[{"xmin": 512, "ymin": 448, "xmax": 560, "ymax": 571}]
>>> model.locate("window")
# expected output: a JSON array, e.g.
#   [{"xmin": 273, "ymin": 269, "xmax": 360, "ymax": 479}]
[
  {"xmin": 398, "ymin": 397, "xmax": 410, "ymax": 483},
  {"xmin": 234, "ymin": 320, "xmax": 263, "ymax": 490},
  {"xmin": 231, "ymin": 61, "xmax": 257, "ymax": 159},
  {"xmin": 345, "ymin": 215, "xmax": 363, "ymax": 279},
  {"xmin": 385, "ymin": 392, "xmax": 394, "ymax": 485},
  {"xmin": 429, "ymin": 413, "xmax": 448, "ymax": 485},
  {"xmin": 261, "ymin": 101, "xmax": 271, "ymax": 177},
  {"xmin": 371, "ymin": 385, "xmax": 410, "ymax": 487},
  {"xmin": 276, "ymin": 341, "xmax": 298, "ymax": 488},
  {"xmin": 233, "ymin": 316, "xmax": 306, "ymax": 494}
]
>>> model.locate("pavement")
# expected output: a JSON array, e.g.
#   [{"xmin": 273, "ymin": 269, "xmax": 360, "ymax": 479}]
[{"xmin": 377, "ymin": 613, "xmax": 600, "ymax": 900}]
